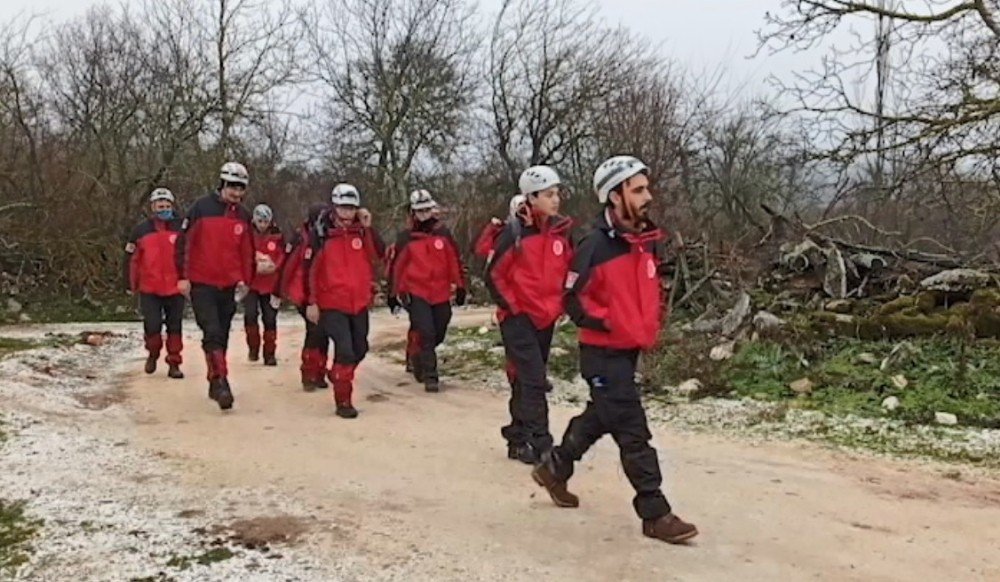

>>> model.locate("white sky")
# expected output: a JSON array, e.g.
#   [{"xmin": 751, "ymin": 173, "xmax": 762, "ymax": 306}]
[{"xmin": 0, "ymin": 0, "xmax": 854, "ymax": 99}]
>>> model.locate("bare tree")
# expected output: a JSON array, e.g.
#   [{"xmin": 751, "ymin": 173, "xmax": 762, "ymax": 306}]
[
  {"xmin": 305, "ymin": 0, "xmax": 478, "ymax": 210},
  {"xmin": 488, "ymin": 0, "xmax": 652, "ymax": 186},
  {"xmin": 758, "ymin": 1, "xmax": 1000, "ymax": 182},
  {"xmin": 195, "ymin": 0, "xmax": 302, "ymax": 157}
]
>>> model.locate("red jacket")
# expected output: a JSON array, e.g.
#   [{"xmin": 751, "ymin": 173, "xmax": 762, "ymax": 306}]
[
  {"xmin": 566, "ymin": 210, "xmax": 666, "ymax": 351},
  {"xmin": 307, "ymin": 215, "xmax": 384, "ymax": 315},
  {"xmin": 177, "ymin": 192, "xmax": 254, "ymax": 288},
  {"xmin": 250, "ymin": 227, "xmax": 286, "ymax": 294},
  {"xmin": 390, "ymin": 219, "xmax": 465, "ymax": 305},
  {"xmin": 486, "ymin": 214, "xmax": 573, "ymax": 330},
  {"xmin": 474, "ymin": 221, "xmax": 504, "ymax": 259},
  {"xmin": 126, "ymin": 217, "xmax": 183, "ymax": 296},
  {"xmin": 279, "ymin": 226, "xmax": 311, "ymax": 307}
]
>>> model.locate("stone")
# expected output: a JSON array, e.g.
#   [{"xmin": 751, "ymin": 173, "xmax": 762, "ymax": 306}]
[
  {"xmin": 6, "ymin": 297, "xmax": 22, "ymax": 313},
  {"xmin": 709, "ymin": 340, "xmax": 736, "ymax": 361},
  {"xmin": 477, "ymin": 326, "xmax": 490, "ymax": 335},
  {"xmin": 857, "ymin": 353, "xmax": 879, "ymax": 365},
  {"xmin": 881, "ymin": 396, "xmax": 900, "ymax": 411},
  {"xmin": 752, "ymin": 311, "xmax": 785, "ymax": 331},
  {"xmin": 789, "ymin": 378, "xmax": 814, "ymax": 395},
  {"xmin": 673, "ymin": 379, "xmax": 702, "ymax": 397},
  {"xmin": 920, "ymin": 269, "xmax": 993, "ymax": 293},
  {"xmin": 720, "ymin": 292, "xmax": 752, "ymax": 337},
  {"xmin": 935, "ymin": 412, "xmax": 958, "ymax": 426},
  {"xmin": 891, "ymin": 375, "xmax": 908, "ymax": 389},
  {"xmin": 825, "ymin": 299, "xmax": 853, "ymax": 314}
]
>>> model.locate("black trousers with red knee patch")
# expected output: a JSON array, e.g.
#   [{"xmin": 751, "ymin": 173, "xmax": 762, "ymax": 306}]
[
  {"xmin": 547, "ymin": 344, "xmax": 672, "ymax": 521},
  {"xmin": 297, "ymin": 306, "xmax": 329, "ymax": 382},
  {"xmin": 139, "ymin": 293, "xmax": 185, "ymax": 365},
  {"xmin": 319, "ymin": 309, "xmax": 369, "ymax": 407},
  {"xmin": 407, "ymin": 296, "xmax": 452, "ymax": 383},
  {"xmin": 243, "ymin": 290, "xmax": 278, "ymax": 357},
  {"xmin": 499, "ymin": 314, "xmax": 554, "ymax": 454},
  {"xmin": 191, "ymin": 283, "xmax": 237, "ymax": 379}
]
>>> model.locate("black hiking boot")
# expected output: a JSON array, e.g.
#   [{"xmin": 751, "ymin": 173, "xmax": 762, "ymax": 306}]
[
  {"xmin": 335, "ymin": 404, "xmax": 359, "ymax": 419},
  {"xmin": 167, "ymin": 364, "xmax": 184, "ymax": 379},
  {"xmin": 209, "ymin": 378, "xmax": 234, "ymax": 410}
]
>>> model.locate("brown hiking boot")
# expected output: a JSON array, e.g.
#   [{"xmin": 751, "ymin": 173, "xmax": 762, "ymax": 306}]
[
  {"xmin": 167, "ymin": 364, "xmax": 184, "ymax": 379},
  {"xmin": 531, "ymin": 462, "xmax": 579, "ymax": 508},
  {"xmin": 144, "ymin": 355, "xmax": 158, "ymax": 374},
  {"xmin": 642, "ymin": 514, "xmax": 698, "ymax": 544}
]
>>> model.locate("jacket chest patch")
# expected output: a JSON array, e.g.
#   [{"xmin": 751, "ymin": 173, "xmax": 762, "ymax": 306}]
[
  {"xmin": 234, "ymin": 224, "xmax": 244, "ymax": 236},
  {"xmin": 433, "ymin": 239, "xmax": 445, "ymax": 251},
  {"xmin": 552, "ymin": 240, "xmax": 564, "ymax": 256},
  {"xmin": 267, "ymin": 241, "xmax": 277, "ymax": 252},
  {"xmin": 351, "ymin": 238, "xmax": 364, "ymax": 251}
]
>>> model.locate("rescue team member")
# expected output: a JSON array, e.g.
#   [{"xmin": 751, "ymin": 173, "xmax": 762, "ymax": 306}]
[
  {"xmin": 176, "ymin": 162, "xmax": 255, "ymax": 411},
  {"xmin": 486, "ymin": 166, "xmax": 572, "ymax": 464},
  {"xmin": 244, "ymin": 204, "xmax": 286, "ymax": 366},
  {"xmin": 280, "ymin": 203, "xmax": 330, "ymax": 391},
  {"xmin": 125, "ymin": 188, "xmax": 186, "ymax": 379},
  {"xmin": 387, "ymin": 190, "xmax": 467, "ymax": 393},
  {"xmin": 473, "ymin": 194, "xmax": 526, "ymax": 262},
  {"xmin": 531, "ymin": 156, "xmax": 698, "ymax": 544},
  {"xmin": 305, "ymin": 184, "xmax": 385, "ymax": 418}
]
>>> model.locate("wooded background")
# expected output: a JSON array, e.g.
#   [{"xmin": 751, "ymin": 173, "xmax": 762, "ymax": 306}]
[{"xmin": 0, "ymin": 0, "xmax": 997, "ymax": 300}]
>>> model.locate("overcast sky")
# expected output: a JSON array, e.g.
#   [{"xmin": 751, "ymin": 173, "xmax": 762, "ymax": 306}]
[{"xmin": 0, "ymin": 0, "xmax": 851, "ymax": 97}]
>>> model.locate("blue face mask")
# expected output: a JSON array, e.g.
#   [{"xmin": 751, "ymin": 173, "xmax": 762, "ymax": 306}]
[{"xmin": 155, "ymin": 209, "xmax": 175, "ymax": 221}]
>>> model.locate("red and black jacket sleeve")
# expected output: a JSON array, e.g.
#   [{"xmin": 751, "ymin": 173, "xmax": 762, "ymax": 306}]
[
  {"xmin": 485, "ymin": 224, "xmax": 518, "ymax": 312},
  {"xmin": 388, "ymin": 230, "xmax": 412, "ymax": 297},
  {"xmin": 175, "ymin": 200, "xmax": 201, "ymax": 280},
  {"xmin": 441, "ymin": 226, "xmax": 466, "ymax": 291},
  {"xmin": 564, "ymin": 231, "xmax": 610, "ymax": 332},
  {"xmin": 124, "ymin": 222, "xmax": 144, "ymax": 292}
]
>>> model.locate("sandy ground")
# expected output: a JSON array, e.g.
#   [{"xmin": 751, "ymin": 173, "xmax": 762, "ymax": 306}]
[{"xmin": 117, "ymin": 309, "xmax": 1000, "ymax": 582}]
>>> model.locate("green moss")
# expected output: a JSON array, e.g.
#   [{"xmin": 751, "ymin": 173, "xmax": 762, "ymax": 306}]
[
  {"xmin": 166, "ymin": 547, "xmax": 234, "ymax": 571},
  {"xmin": 0, "ymin": 500, "xmax": 43, "ymax": 576}
]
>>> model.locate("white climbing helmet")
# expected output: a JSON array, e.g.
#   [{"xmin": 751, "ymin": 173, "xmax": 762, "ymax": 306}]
[
  {"xmin": 149, "ymin": 188, "xmax": 175, "ymax": 203},
  {"xmin": 409, "ymin": 189, "xmax": 437, "ymax": 211},
  {"xmin": 219, "ymin": 161, "xmax": 250, "ymax": 186},
  {"xmin": 508, "ymin": 194, "xmax": 527, "ymax": 217},
  {"xmin": 253, "ymin": 204, "xmax": 273, "ymax": 223},
  {"xmin": 518, "ymin": 165, "xmax": 561, "ymax": 196},
  {"xmin": 593, "ymin": 155, "xmax": 649, "ymax": 204},
  {"xmin": 331, "ymin": 183, "xmax": 361, "ymax": 207}
]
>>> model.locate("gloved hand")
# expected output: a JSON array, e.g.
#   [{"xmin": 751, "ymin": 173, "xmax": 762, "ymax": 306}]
[
  {"xmin": 235, "ymin": 282, "xmax": 249, "ymax": 303},
  {"xmin": 454, "ymin": 288, "xmax": 467, "ymax": 307},
  {"xmin": 387, "ymin": 295, "xmax": 401, "ymax": 314},
  {"xmin": 306, "ymin": 304, "xmax": 320, "ymax": 324},
  {"xmin": 269, "ymin": 295, "xmax": 282, "ymax": 310}
]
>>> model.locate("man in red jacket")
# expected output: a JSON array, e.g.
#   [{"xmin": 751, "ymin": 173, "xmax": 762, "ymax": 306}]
[
  {"xmin": 305, "ymin": 184, "xmax": 385, "ymax": 418},
  {"xmin": 531, "ymin": 156, "xmax": 698, "ymax": 545},
  {"xmin": 486, "ymin": 166, "xmax": 573, "ymax": 464},
  {"xmin": 388, "ymin": 189, "xmax": 466, "ymax": 393},
  {"xmin": 244, "ymin": 204, "xmax": 286, "ymax": 366},
  {"xmin": 125, "ymin": 188, "xmax": 186, "ymax": 379},
  {"xmin": 280, "ymin": 203, "xmax": 330, "ymax": 391},
  {"xmin": 176, "ymin": 162, "xmax": 255, "ymax": 411}
]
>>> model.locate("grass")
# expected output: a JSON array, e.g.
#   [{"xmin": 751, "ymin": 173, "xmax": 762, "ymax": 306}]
[
  {"xmin": 1, "ymin": 292, "xmax": 140, "ymax": 324},
  {"xmin": 722, "ymin": 337, "xmax": 1000, "ymax": 428},
  {"xmin": 0, "ymin": 335, "xmax": 81, "ymax": 360},
  {"xmin": 165, "ymin": 547, "xmax": 234, "ymax": 571},
  {"xmin": 0, "ymin": 501, "xmax": 43, "ymax": 575}
]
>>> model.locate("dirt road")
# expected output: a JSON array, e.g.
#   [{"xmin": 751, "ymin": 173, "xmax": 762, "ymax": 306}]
[{"xmin": 126, "ymin": 310, "xmax": 1000, "ymax": 581}]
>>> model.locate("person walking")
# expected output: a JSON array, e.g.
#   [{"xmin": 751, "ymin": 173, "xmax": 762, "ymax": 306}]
[{"xmin": 530, "ymin": 155, "xmax": 698, "ymax": 544}]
